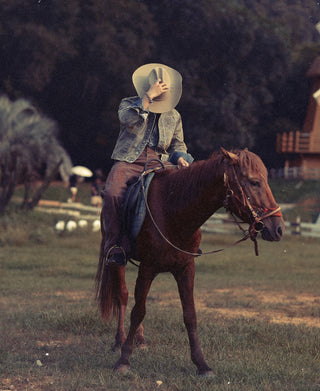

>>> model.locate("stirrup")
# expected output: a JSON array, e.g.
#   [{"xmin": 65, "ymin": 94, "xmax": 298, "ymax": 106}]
[{"xmin": 105, "ymin": 245, "xmax": 127, "ymax": 266}]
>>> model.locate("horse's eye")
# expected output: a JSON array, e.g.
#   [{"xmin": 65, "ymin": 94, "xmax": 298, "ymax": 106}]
[{"xmin": 250, "ymin": 180, "xmax": 260, "ymax": 187}]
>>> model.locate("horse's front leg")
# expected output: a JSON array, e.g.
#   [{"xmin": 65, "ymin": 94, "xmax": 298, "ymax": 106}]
[
  {"xmin": 135, "ymin": 323, "xmax": 146, "ymax": 347},
  {"xmin": 173, "ymin": 260, "xmax": 213, "ymax": 376},
  {"xmin": 114, "ymin": 266, "xmax": 154, "ymax": 373}
]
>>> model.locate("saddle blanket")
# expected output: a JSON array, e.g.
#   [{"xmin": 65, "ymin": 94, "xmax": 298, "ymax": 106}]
[{"xmin": 122, "ymin": 172, "xmax": 155, "ymax": 243}]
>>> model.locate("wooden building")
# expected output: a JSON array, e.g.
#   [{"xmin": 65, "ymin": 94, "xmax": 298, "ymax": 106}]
[{"xmin": 276, "ymin": 56, "xmax": 320, "ymax": 179}]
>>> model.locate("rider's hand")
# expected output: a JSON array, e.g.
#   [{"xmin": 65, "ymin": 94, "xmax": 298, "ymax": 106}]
[
  {"xmin": 177, "ymin": 157, "xmax": 189, "ymax": 167},
  {"xmin": 147, "ymin": 79, "xmax": 169, "ymax": 100}
]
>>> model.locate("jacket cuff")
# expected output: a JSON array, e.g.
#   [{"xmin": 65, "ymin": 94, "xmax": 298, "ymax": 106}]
[{"xmin": 169, "ymin": 151, "xmax": 194, "ymax": 165}]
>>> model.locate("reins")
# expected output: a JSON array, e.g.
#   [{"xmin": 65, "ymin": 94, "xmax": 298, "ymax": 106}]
[
  {"xmin": 140, "ymin": 158, "xmax": 282, "ymax": 258},
  {"xmin": 140, "ymin": 171, "xmax": 249, "ymax": 258},
  {"xmin": 223, "ymin": 164, "xmax": 282, "ymax": 256}
]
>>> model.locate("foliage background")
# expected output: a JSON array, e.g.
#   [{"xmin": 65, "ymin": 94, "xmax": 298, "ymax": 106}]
[{"xmin": 1, "ymin": 0, "xmax": 320, "ymax": 173}]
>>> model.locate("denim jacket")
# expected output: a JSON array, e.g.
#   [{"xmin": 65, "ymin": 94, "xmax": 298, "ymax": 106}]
[{"xmin": 111, "ymin": 96, "xmax": 193, "ymax": 164}]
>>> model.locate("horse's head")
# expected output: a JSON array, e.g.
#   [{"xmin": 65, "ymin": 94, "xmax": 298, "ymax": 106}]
[{"xmin": 221, "ymin": 148, "xmax": 285, "ymax": 242}]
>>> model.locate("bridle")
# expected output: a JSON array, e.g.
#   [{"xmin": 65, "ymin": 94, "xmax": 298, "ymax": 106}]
[
  {"xmin": 140, "ymin": 159, "xmax": 282, "ymax": 258},
  {"xmin": 223, "ymin": 164, "xmax": 282, "ymax": 255}
]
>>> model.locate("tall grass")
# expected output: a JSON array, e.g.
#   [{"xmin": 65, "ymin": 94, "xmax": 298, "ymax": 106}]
[{"xmin": 1, "ymin": 208, "xmax": 320, "ymax": 390}]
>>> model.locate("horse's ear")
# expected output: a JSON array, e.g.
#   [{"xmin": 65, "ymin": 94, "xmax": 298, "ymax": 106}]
[{"xmin": 220, "ymin": 147, "xmax": 239, "ymax": 164}]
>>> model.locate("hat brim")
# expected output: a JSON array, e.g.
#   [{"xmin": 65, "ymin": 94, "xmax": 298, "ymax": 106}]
[{"xmin": 132, "ymin": 63, "xmax": 182, "ymax": 113}]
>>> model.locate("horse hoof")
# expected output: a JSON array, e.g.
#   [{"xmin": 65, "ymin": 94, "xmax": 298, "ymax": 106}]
[
  {"xmin": 115, "ymin": 364, "xmax": 131, "ymax": 375},
  {"xmin": 136, "ymin": 342, "xmax": 147, "ymax": 350},
  {"xmin": 199, "ymin": 370, "xmax": 215, "ymax": 378},
  {"xmin": 135, "ymin": 337, "xmax": 147, "ymax": 349}
]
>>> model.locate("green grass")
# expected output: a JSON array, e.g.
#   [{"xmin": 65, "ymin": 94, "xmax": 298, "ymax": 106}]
[
  {"xmin": 1, "ymin": 209, "xmax": 320, "ymax": 390},
  {"xmin": 269, "ymin": 179, "xmax": 320, "ymax": 203},
  {"xmin": 269, "ymin": 179, "xmax": 320, "ymax": 222}
]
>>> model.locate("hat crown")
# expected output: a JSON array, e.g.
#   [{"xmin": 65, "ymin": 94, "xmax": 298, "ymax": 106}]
[
  {"xmin": 132, "ymin": 63, "xmax": 182, "ymax": 113},
  {"xmin": 148, "ymin": 67, "xmax": 170, "ymax": 87}
]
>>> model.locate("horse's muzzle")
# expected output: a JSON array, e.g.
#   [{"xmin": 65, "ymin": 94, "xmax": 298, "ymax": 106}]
[{"xmin": 261, "ymin": 219, "xmax": 285, "ymax": 241}]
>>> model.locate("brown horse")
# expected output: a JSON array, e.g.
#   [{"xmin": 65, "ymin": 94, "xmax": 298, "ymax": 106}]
[{"xmin": 95, "ymin": 148, "xmax": 285, "ymax": 376}]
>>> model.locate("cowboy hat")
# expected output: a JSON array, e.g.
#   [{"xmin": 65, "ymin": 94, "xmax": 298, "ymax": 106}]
[{"xmin": 132, "ymin": 63, "xmax": 182, "ymax": 113}]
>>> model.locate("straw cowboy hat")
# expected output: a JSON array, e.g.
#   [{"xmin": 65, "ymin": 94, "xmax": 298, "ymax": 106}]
[{"xmin": 132, "ymin": 63, "xmax": 182, "ymax": 113}]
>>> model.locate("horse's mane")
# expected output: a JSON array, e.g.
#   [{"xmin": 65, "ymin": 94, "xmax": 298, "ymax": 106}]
[
  {"xmin": 156, "ymin": 150, "xmax": 225, "ymax": 213},
  {"xmin": 156, "ymin": 148, "xmax": 267, "ymax": 213}
]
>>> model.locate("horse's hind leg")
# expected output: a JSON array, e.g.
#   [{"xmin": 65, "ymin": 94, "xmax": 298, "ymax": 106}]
[
  {"xmin": 173, "ymin": 261, "xmax": 213, "ymax": 376},
  {"xmin": 110, "ymin": 267, "xmax": 146, "ymax": 351},
  {"xmin": 112, "ymin": 266, "xmax": 128, "ymax": 351},
  {"xmin": 114, "ymin": 266, "xmax": 154, "ymax": 373}
]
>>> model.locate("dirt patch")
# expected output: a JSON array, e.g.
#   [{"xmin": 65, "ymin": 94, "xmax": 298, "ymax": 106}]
[
  {"xmin": 0, "ymin": 291, "xmax": 93, "ymax": 313},
  {"xmin": 151, "ymin": 287, "xmax": 320, "ymax": 328},
  {"xmin": 35, "ymin": 337, "xmax": 75, "ymax": 348},
  {"xmin": 31, "ymin": 290, "xmax": 92, "ymax": 301},
  {"xmin": 1, "ymin": 376, "xmax": 54, "ymax": 391},
  {"xmin": 211, "ymin": 307, "xmax": 320, "ymax": 328},
  {"xmin": 210, "ymin": 288, "xmax": 320, "ymax": 328},
  {"xmin": 53, "ymin": 290, "xmax": 91, "ymax": 300}
]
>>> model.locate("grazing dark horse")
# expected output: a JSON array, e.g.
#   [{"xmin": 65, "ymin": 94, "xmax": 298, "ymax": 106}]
[{"xmin": 95, "ymin": 148, "xmax": 285, "ymax": 376}]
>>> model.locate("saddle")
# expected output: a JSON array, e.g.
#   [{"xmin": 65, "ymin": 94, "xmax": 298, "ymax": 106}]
[
  {"xmin": 122, "ymin": 171, "xmax": 155, "ymax": 245},
  {"xmin": 121, "ymin": 159, "xmax": 165, "ymax": 255}
]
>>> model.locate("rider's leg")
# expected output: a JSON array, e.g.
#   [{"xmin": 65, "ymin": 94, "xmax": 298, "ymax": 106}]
[
  {"xmin": 102, "ymin": 148, "xmax": 172, "ymax": 266},
  {"xmin": 102, "ymin": 161, "xmax": 143, "ymax": 265}
]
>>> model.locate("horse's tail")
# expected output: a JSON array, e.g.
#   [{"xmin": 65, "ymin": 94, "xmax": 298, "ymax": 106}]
[{"xmin": 95, "ymin": 224, "xmax": 120, "ymax": 321}]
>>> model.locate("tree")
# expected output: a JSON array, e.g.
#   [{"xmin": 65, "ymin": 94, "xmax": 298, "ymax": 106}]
[
  {"xmin": 41, "ymin": 0, "xmax": 157, "ymax": 170},
  {"xmin": 0, "ymin": 95, "xmax": 72, "ymax": 213},
  {"xmin": 142, "ymin": 0, "xmax": 320, "ymax": 166},
  {"xmin": 1, "ymin": 0, "xmax": 320, "ymax": 170},
  {"xmin": 144, "ymin": 1, "xmax": 290, "ymax": 156},
  {"xmin": 0, "ymin": 0, "xmax": 157, "ymax": 171},
  {"xmin": 0, "ymin": 0, "xmax": 78, "ymax": 96}
]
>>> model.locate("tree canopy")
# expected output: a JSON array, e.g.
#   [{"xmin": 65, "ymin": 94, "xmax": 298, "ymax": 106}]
[{"xmin": 0, "ymin": 0, "xmax": 319, "ymax": 172}]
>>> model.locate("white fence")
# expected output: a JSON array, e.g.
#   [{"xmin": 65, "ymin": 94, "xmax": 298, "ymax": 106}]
[
  {"xmin": 284, "ymin": 217, "xmax": 320, "ymax": 238},
  {"xmin": 202, "ymin": 214, "xmax": 320, "ymax": 239},
  {"xmin": 34, "ymin": 199, "xmax": 320, "ymax": 239}
]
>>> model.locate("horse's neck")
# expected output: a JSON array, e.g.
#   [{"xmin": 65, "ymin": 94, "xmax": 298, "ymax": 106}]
[{"xmin": 164, "ymin": 158, "xmax": 226, "ymax": 234}]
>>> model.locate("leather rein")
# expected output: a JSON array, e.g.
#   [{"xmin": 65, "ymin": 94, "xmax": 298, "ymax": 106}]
[
  {"xmin": 140, "ymin": 160, "xmax": 282, "ymax": 258},
  {"xmin": 223, "ymin": 164, "xmax": 282, "ymax": 256}
]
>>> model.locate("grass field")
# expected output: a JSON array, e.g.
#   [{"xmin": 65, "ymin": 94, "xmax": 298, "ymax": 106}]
[{"xmin": 1, "ymin": 206, "xmax": 320, "ymax": 391}]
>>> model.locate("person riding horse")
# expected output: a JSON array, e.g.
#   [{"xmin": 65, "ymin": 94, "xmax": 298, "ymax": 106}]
[{"xmin": 102, "ymin": 63, "xmax": 193, "ymax": 266}]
